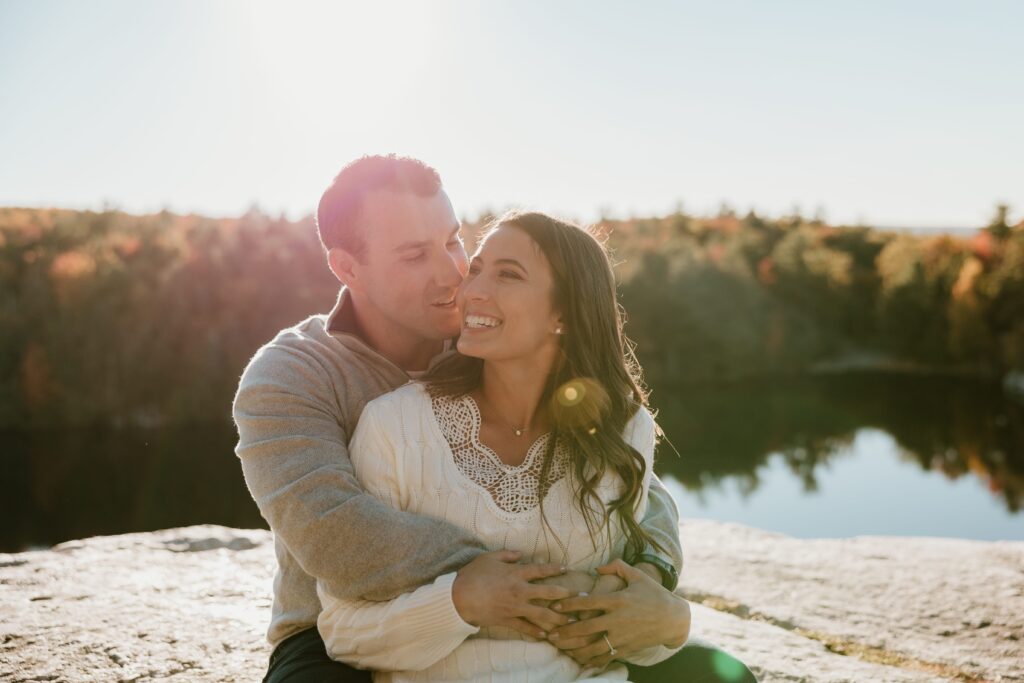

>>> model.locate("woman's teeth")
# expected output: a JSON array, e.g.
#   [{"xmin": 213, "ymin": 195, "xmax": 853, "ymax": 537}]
[{"xmin": 465, "ymin": 314, "xmax": 502, "ymax": 329}]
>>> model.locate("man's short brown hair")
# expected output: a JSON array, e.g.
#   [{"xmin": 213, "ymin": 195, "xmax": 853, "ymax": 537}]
[{"xmin": 316, "ymin": 155, "xmax": 443, "ymax": 258}]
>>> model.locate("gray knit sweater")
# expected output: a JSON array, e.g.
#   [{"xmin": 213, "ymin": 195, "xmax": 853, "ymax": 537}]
[{"xmin": 233, "ymin": 289, "xmax": 684, "ymax": 647}]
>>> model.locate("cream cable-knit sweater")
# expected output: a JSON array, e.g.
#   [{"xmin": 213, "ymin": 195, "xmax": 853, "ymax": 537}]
[{"xmin": 317, "ymin": 382, "xmax": 682, "ymax": 683}]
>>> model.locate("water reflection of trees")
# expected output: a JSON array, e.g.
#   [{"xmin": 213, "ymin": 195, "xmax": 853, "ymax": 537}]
[
  {"xmin": 650, "ymin": 374, "xmax": 1024, "ymax": 512},
  {"xmin": 3, "ymin": 375, "xmax": 1021, "ymax": 552},
  {"xmin": 0, "ymin": 426, "xmax": 265, "ymax": 552}
]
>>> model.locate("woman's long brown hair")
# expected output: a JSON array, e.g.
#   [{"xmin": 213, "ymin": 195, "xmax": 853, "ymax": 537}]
[{"xmin": 424, "ymin": 211, "xmax": 664, "ymax": 560}]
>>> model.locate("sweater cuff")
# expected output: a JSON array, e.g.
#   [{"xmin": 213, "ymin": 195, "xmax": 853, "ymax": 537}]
[
  {"xmin": 385, "ymin": 573, "xmax": 481, "ymax": 651},
  {"xmin": 409, "ymin": 572, "xmax": 480, "ymax": 640}
]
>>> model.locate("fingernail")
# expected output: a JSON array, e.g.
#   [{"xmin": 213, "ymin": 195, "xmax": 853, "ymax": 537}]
[
  {"xmin": 538, "ymin": 631, "xmax": 547, "ymax": 638},
  {"xmin": 560, "ymin": 565, "xmax": 567, "ymax": 572},
  {"xmin": 567, "ymin": 617, "xmax": 577, "ymax": 623},
  {"xmin": 578, "ymin": 591, "xmax": 589, "ymax": 597},
  {"xmin": 548, "ymin": 631, "xmax": 558, "ymax": 640},
  {"xmin": 552, "ymin": 603, "xmax": 562, "ymax": 611}
]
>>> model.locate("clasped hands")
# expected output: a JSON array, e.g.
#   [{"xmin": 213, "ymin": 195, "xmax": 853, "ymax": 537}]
[{"xmin": 452, "ymin": 551, "xmax": 691, "ymax": 671}]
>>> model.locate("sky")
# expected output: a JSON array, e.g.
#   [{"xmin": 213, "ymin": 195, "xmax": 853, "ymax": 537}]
[{"xmin": 1, "ymin": 0, "xmax": 1021, "ymax": 228}]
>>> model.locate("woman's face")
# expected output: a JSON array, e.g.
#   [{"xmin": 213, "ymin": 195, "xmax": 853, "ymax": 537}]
[{"xmin": 456, "ymin": 225, "xmax": 562, "ymax": 363}]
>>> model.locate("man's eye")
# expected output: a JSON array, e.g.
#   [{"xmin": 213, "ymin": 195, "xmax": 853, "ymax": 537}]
[{"xmin": 404, "ymin": 252, "xmax": 426, "ymax": 263}]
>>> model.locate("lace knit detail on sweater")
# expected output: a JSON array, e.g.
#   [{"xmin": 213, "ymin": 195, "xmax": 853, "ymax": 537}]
[{"xmin": 431, "ymin": 394, "xmax": 569, "ymax": 514}]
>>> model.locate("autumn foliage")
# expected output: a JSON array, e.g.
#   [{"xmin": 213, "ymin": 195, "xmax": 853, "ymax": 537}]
[{"xmin": 2, "ymin": 205, "xmax": 1022, "ymax": 429}]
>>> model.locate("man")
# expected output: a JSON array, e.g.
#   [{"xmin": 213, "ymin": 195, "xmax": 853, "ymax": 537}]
[{"xmin": 233, "ymin": 155, "xmax": 756, "ymax": 682}]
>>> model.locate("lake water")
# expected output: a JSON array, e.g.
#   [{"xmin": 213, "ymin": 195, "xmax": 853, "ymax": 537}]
[
  {"xmin": 2, "ymin": 374, "xmax": 1021, "ymax": 552},
  {"xmin": 665, "ymin": 428, "xmax": 1021, "ymax": 540}
]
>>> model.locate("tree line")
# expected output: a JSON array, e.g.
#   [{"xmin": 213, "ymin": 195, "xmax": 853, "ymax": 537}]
[{"xmin": 1, "ymin": 205, "xmax": 1021, "ymax": 429}]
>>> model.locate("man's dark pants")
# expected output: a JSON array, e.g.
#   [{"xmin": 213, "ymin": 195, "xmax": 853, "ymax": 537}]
[{"xmin": 264, "ymin": 627, "xmax": 758, "ymax": 683}]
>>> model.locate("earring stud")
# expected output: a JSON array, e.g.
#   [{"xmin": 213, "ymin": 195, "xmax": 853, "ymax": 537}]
[{"xmin": 555, "ymin": 326, "xmax": 564, "ymax": 335}]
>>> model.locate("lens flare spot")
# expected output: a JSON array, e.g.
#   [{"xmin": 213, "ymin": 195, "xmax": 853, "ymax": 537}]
[
  {"xmin": 557, "ymin": 380, "xmax": 586, "ymax": 407},
  {"xmin": 711, "ymin": 651, "xmax": 749, "ymax": 681}
]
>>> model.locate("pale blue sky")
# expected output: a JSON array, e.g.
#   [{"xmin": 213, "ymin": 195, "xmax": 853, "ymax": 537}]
[{"xmin": 1, "ymin": 0, "xmax": 1021, "ymax": 227}]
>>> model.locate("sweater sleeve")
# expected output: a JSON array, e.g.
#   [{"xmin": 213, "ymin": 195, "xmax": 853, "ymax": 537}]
[
  {"xmin": 317, "ymin": 572, "xmax": 479, "ymax": 671},
  {"xmin": 617, "ymin": 408, "xmax": 688, "ymax": 666},
  {"xmin": 233, "ymin": 344, "xmax": 485, "ymax": 602},
  {"xmin": 316, "ymin": 395, "xmax": 480, "ymax": 670},
  {"xmin": 627, "ymin": 409, "xmax": 684, "ymax": 588}
]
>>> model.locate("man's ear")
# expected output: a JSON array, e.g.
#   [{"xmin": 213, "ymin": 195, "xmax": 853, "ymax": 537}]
[{"xmin": 327, "ymin": 247, "xmax": 361, "ymax": 290}]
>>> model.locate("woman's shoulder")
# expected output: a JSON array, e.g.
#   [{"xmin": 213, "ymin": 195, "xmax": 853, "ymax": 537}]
[
  {"xmin": 622, "ymin": 404, "xmax": 659, "ymax": 454},
  {"xmin": 624, "ymin": 403, "xmax": 656, "ymax": 432},
  {"xmin": 361, "ymin": 381, "xmax": 432, "ymax": 421}
]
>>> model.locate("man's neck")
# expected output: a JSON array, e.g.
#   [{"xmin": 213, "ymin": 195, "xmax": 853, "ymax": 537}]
[{"xmin": 347, "ymin": 297, "xmax": 444, "ymax": 373}]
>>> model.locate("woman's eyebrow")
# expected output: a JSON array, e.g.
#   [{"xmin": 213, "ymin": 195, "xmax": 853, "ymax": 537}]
[{"xmin": 493, "ymin": 258, "xmax": 527, "ymax": 272}]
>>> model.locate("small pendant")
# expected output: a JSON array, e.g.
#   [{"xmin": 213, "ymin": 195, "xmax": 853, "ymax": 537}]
[{"xmin": 515, "ymin": 429, "xmax": 523, "ymax": 436}]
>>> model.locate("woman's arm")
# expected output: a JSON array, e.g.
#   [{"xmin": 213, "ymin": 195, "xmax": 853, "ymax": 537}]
[
  {"xmin": 318, "ymin": 393, "xmax": 572, "ymax": 668},
  {"xmin": 316, "ymin": 400, "xmax": 481, "ymax": 668},
  {"xmin": 547, "ymin": 560, "xmax": 690, "ymax": 668},
  {"xmin": 317, "ymin": 572, "xmax": 479, "ymax": 671}
]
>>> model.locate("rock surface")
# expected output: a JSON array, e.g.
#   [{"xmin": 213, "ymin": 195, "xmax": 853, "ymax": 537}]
[{"xmin": 1, "ymin": 521, "xmax": 1020, "ymax": 682}]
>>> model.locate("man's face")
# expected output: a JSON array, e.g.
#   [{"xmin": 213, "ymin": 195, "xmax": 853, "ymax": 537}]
[{"xmin": 346, "ymin": 188, "xmax": 468, "ymax": 342}]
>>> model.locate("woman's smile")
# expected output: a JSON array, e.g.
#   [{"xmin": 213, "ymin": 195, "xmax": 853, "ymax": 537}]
[{"xmin": 463, "ymin": 313, "xmax": 503, "ymax": 331}]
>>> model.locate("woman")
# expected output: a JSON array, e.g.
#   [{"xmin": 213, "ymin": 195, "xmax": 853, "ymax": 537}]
[{"xmin": 315, "ymin": 212, "xmax": 689, "ymax": 682}]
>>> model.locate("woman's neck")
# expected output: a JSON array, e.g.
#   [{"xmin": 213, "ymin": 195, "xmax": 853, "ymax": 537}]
[{"xmin": 478, "ymin": 356, "xmax": 555, "ymax": 434}]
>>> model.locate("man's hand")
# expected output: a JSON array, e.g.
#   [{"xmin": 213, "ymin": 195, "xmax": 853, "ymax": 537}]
[
  {"xmin": 452, "ymin": 550, "xmax": 574, "ymax": 639},
  {"xmin": 546, "ymin": 559, "xmax": 691, "ymax": 668}
]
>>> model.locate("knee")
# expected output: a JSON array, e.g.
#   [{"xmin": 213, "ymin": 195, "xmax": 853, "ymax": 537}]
[
  {"xmin": 698, "ymin": 648, "xmax": 757, "ymax": 683},
  {"xmin": 628, "ymin": 641, "xmax": 758, "ymax": 683}
]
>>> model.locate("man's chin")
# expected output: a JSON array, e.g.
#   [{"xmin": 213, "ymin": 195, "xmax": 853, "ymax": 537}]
[
  {"xmin": 436, "ymin": 324, "xmax": 462, "ymax": 340},
  {"xmin": 429, "ymin": 313, "xmax": 463, "ymax": 340},
  {"xmin": 418, "ymin": 321, "xmax": 461, "ymax": 342}
]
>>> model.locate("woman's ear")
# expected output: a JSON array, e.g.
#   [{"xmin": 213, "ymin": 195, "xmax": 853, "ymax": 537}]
[{"xmin": 327, "ymin": 247, "xmax": 360, "ymax": 290}]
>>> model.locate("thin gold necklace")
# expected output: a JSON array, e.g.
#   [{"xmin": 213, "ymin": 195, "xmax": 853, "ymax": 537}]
[{"xmin": 479, "ymin": 393, "xmax": 530, "ymax": 437}]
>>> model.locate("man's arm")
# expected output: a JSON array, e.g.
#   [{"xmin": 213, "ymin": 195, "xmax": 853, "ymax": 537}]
[
  {"xmin": 629, "ymin": 419, "xmax": 683, "ymax": 590},
  {"xmin": 233, "ymin": 344, "xmax": 485, "ymax": 601},
  {"xmin": 631, "ymin": 475, "xmax": 682, "ymax": 589}
]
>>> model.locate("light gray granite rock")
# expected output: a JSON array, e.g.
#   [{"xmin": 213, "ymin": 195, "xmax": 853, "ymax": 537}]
[
  {"xmin": 1, "ymin": 521, "xmax": 1020, "ymax": 682},
  {"xmin": 679, "ymin": 520, "xmax": 1024, "ymax": 683}
]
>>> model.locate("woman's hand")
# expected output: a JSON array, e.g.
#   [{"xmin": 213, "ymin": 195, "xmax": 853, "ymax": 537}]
[
  {"xmin": 545, "ymin": 559, "xmax": 691, "ymax": 669},
  {"xmin": 575, "ymin": 572, "xmax": 625, "ymax": 621},
  {"xmin": 531, "ymin": 570, "xmax": 596, "ymax": 609}
]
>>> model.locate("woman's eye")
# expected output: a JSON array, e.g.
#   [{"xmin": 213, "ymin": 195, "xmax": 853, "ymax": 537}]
[
  {"xmin": 403, "ymin": 252, "xmax": 426, "ymax": 263},
  {"xmin": 499, "ymin": 270, "xmax": 522, "ymax": 280}
]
